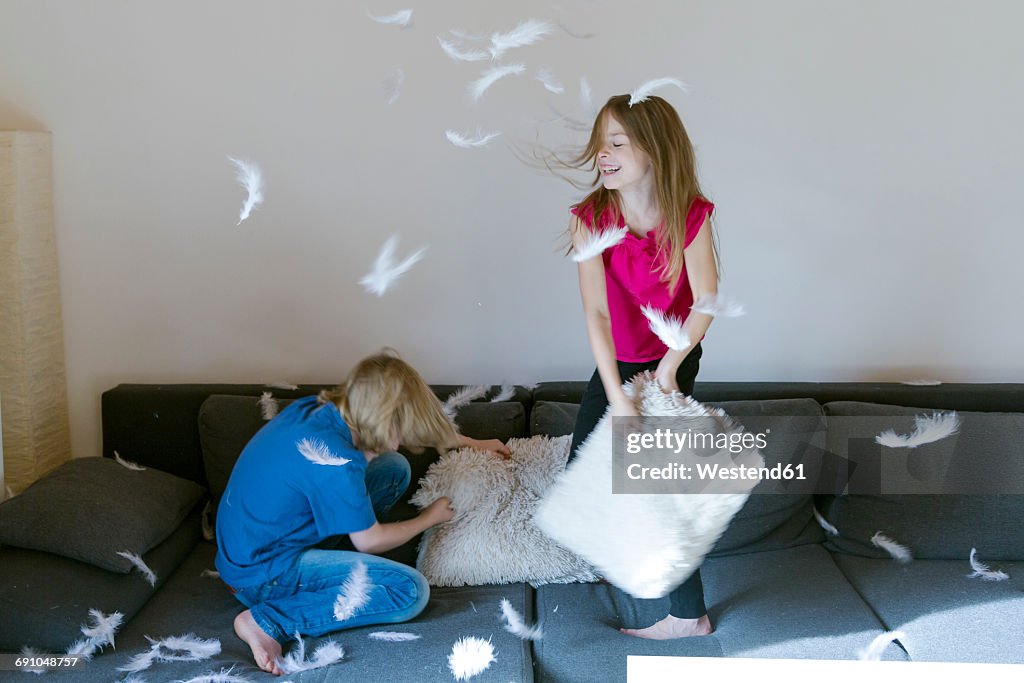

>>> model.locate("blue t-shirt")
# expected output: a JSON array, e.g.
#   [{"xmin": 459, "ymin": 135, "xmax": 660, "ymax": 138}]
[{"xmin": 214, "ymin": 395, "xmax": 376, "ymax": 589}]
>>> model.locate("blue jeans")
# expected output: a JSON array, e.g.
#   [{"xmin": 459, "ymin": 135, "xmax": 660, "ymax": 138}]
[{"xmin": 234, "ymin": 452, "xmax": 430, "ymax": 642}]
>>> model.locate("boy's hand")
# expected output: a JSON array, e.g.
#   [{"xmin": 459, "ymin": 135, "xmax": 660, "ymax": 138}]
[
  {"xmin": 459, "ymin": 435, "xmax": 512, "ymax": 459},
  {"xmin": 422, "ymin": 497, "xmax": 456, "ymax": 525}
]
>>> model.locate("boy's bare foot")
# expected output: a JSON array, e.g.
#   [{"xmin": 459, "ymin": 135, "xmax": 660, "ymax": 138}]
[
  {"xmin": 619, "ymin": 613, "xmax": 714, "ymax": 640},
  {"xmin": 234, "ymin": 609, "xmax": 284, "ymax": 675}
]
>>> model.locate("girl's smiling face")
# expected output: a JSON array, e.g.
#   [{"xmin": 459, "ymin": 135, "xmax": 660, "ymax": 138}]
[{"xmin": 597, "ymin": 113, "xmax": 652, "ymax": 191}]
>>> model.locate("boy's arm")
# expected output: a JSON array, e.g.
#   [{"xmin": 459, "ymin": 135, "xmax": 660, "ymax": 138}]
[{"xmin": 349, "ymin": 497, "xmax": 454, "ymax": 555}]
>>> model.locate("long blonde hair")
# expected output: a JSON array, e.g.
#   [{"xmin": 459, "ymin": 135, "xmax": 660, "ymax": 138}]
[
  {"xmin": 568, "ymin": 94, "xmax": 719, "ymax": 291},
  {"xmin": 319, "ymin": 349, "xmax": 458, "ymax": 453}
]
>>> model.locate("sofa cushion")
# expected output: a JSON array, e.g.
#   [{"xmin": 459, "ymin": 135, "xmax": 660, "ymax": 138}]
[
  {"xmin": 832, "ymin": 553, "xmax": 1024, "ymax": 664},
  {"xmin": 0, "ymin": 512, "xmax": 201, "ymax": 653},
  {"xmin": 411, "ymin": 435, "xmax": 596, "ymax": 587},
  {"xmin": 533, "ymin": 545, "xmax": 905, "ymax": 681},
  {"xmin": 530, "ymin": 400, "xmax": 579, "ymax": 437},
  {"xmin": 0, "ymin": 457, "xmax": 204, "ymax": 573},
  {"xmin": 821, "ymin": 401, "xmax": 1024, "ymax": 561},
  {"xmin": 101, "ymin": 541, "xmax": 537, "ymax": 681}
]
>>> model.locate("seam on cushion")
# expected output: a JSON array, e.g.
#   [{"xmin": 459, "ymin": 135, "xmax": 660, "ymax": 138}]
[{"xmin": 824, "ymin": 550, "xmax": 911, "ymax": 659}]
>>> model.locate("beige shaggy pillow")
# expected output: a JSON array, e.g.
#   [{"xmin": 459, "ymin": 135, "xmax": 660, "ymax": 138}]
[
  {"xmin": 411, "ymin": 435, "xmax": 597, "ymax": 587},
  {"xmin": 535, "ymin": 372, "xmax": 763, "ymax": 599}
]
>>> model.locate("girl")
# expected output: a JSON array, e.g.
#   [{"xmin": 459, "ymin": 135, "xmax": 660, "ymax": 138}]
[
  {"xmin": 565, "ymin": 94, "xmax": 720, "ymax": 640},
  {"xmin": 216, "ymin": 350, "xmax": 510, "ymax": 675}
]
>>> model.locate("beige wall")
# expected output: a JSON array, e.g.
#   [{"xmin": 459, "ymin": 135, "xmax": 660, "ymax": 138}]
[{"xmin": 1, "ymin": 0, "xmax": 1022, "ymax": 461}]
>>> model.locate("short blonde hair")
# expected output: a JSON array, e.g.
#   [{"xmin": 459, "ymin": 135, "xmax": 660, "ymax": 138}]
[{"xmin": 320, "ymin": 349, "xmax": 458, "ymax": 454}]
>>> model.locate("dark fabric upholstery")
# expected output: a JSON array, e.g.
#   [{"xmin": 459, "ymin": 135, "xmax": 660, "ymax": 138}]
[
  {"xmin": 0, "ymin": 512, "xmax": 201, "ymax": 653},
  {"xmin": 0, "ymin": 458, "xmax": 204, "ymax": 573}
]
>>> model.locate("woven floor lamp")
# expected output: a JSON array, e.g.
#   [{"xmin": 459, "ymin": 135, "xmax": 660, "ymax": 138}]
[{"xmin": 0, "ymin": 130, "xmax": 72, "ymax": 495}]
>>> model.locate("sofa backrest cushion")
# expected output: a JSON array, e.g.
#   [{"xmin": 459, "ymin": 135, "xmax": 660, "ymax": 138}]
[
  {"xmin": 529, "ymin": 398, "xmax": 827, "ymax": 556},
  {"xmin": 820, "ymin": 401, "xmax": 1024, "ymax": 561}
]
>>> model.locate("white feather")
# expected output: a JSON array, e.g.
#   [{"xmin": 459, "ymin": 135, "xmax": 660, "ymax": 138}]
[
  {"xmin": 119, "ymin": 647, "xmax": 160, "ymax": 672},
  {"xmin": 201, "ymin": 569, "xmax": 220, "ymax": 578},
  {"xmin": 201, "ymin": 500, "xmax": 215, "ymax": 541},
  {"xmin": 490, "ymin": 383, "xmax": 515, "ymax": 403},
  {"xmin": 3, "ymin": 485, "xmax": 14, "ymax": 501},
  {"xmin": 499, "ymin": 598, "xmax": 544, "ymax": 640},
  {"xmin": 446, "ymin": 129, "xmax": 501, "ymax": 148},
  {"xmin": 580, "ymin": 76, "xmax": 596, "ymax": 119},
  {"xmin": 876, "ymin": 411, "xmax": 960, "ymax": 449},
  {"xmin": 871, "ymin": 532, "xmax": 913, "ymax": 563},
  {"xmin": 114, "ymin": 451, "xmax": 147, "ymax": 471},
  {"xmin": 333, "ymin": 561, "xmax": 372, "ymax": 621},
  {"xmin": 280, "ymin": 632, "xmax": 345, "ymax": 674},
  {"xmin": 117, "ymin": 551, "xmax": 158, "ymax": 586},
  {"xmin": 967, "ymin": 547, "xmax": 1010, "ymax": 581},
  {"xmin": 259, "ymin": 392, "xmax": 279, "ymax": 420},
  {"xmin": 20, "ymin": 646, "xmax": 48, "ymax": 674},
  {"xmin": 443, "ymin": 384, "xmax": 491, "ymax": 420},
  {"xmin": 359, "ymin": 235, "xmax": 427, "ymax": 296},
  {"xmin": 691, "ymin": 293, "xmax": 745, "ymax": 318},
  {"xmin": 469, "ymin": 601, "xmax": 477, "ymax": 613},
  {"xmin": 468, "ymin": 63, "xmax": 525, "ymax": 102},
  {"xmin": 812, "ymin": 507, "xmax": 839, "ymax": 536},
  {"xmin": 858, "ymin": 630, "xmax": 906, "ymax": 661},
  {"xmin": 266, "ymin": 381, "xmax": 298, "ymax": 390},
  {"xmin": 448, "ymin": 636, "xmax": 496, "ymax": 681},
  {"xmin": 67, "ymin": 609, "xmax": 124, "ymax": 660},
  {"xmin": 552, "ymin": 605, "xmax": 559, "ymax": 613},
  {"xmin": 571, "ymin": 226, "xmax": 626, "ymax": 262},
  {"xmin": 641, "ymin": 305, "xmax": 692, "ymax": 352},
  {"xmin": 901, "ymin": 379, "xmax": 942, "ymax": 386},
  {"xmin": 145, "ymin": 634, "xmax": 222, "ymax": 662},
  {"xmin": 366, "ymin": 9, "xmax": 412, "ymax": 27},
  {"xmin": 535, "ymin": 68, "xmax": 565, "ymax": 94},
  {"xmin": 368, "ymin": 631, "xmax": 422, "ymax": 642},
  {"xmin": 297, "ymin": 438, "xmax": 351, "ymax": 467},
  {"xmin": 383, "ymin": 68, "xmax": 405, "ymax": 105},
  {"xmin": 628, "ymin": 77, "xmax": 689, "ymax": 106},
  {"xmin": 438, "ymin": 36, "xmax": 488, "ymax": 62},
  {"xmin": 488, "ymin": 19, "xmax": 556, "ymax": 60},
  {"xmin": 227, "ymin": 157, "xmax": 263, "ymax": 225},
  {"xmin": 178, "ymin": 667, "xmax": 253, "ymax": 683}
]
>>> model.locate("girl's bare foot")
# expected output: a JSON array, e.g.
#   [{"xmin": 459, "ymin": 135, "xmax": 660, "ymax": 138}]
[
  {"xmin": 234, "ymin": 609, "xmax": 284, "ymax": 675},
  {"xmin": 619, "ymin": 613, "xmax": 713, "ymax": 640}
]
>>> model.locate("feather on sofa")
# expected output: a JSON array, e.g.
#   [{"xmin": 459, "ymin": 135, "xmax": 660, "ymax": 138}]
[{"xmin": 1, "ymin": 380, "xmax": 1023, "ymax": 682}]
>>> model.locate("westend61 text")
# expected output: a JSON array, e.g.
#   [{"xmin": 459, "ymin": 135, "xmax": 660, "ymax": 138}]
[
  {"xmin": 626, "ymin": 462, "xmax": 806, "ymax": 481},
  {"xmin": 624, "ymin": 428, "xmax": 768, "ymax": 455}
]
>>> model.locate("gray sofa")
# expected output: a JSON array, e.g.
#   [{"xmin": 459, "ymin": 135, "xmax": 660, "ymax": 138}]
[{"xmin": 1, "ymin": 380, "xmax": 1022, "ymax": 681}]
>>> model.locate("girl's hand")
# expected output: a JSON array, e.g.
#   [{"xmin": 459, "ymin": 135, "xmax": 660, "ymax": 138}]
[
  {"xmin": 655, "ymin": 370, "xmax": 679, "ymax": 394},
  {"xmin": 609, "ymin": 395, "xmax": 639, "ymax": 418},
  {"xmin": 422, "ymin": 497, "xmax": 456, "ymax": 526}
]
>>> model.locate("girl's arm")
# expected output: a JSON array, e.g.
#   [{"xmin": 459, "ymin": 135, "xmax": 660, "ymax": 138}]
[
  {"xmin": 572, "ymin": 215, "xmax": 638, "ymax": 417},
  {"xmin": 655, "ymin": 215, "xmax": 718, "ymax": 392}
]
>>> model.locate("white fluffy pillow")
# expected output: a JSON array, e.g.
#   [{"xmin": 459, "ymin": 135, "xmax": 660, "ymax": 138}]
[
  {"xmin": 411, "ymin": 435, "xmax": 597, "ymax": 587},
  {"xmin": 534, "ymin": 372, "xmax": 762, "ymax": 599}
]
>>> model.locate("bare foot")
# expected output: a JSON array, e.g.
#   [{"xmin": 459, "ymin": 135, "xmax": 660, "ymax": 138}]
[
  {"xmin": 619, "ymin": 613, "xmax": 714, "ymax": 640},
  {"xmin": 234, "ymin": 609, "xmax": 284, "ymax": 675}
]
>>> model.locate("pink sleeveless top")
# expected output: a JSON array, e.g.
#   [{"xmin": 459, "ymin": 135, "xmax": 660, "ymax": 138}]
[{"xmin": 572, "ymin": 198, "xmax": 714, "ymax": 362}]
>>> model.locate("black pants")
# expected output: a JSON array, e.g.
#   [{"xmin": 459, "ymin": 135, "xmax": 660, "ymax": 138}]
[{"xmin": 568, "ymin": 344, "xmax": 707, "ymax": 619}]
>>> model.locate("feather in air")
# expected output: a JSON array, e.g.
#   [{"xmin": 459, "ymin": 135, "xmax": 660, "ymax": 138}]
[
  {"xmin": 469, "ymin": 63, "xmax": 526, "ymax": 102},
  {"xmin": 117, "ymin": 551, "xmax": 158, "ymax": 586},
  {"xmin": 571, "ymin": 226, "xmax": 626, "ymax": 262},
  {"xmin": 334, "ymin": 562, "xmax": 372, "ymax": 621},
  {"xmin": 359, "ymin": 235, "xmax": 427, "ymax": 296},
  {"xmin": 876, "ymin": 411, "xmax": 960, "ymax": 449},
  {"xmin": 641, "ymin": 305, "xmax": 692, "ymax": 352},
  {"xmin": 446, "ymin": 129, "xmax": 501, "ymax": 148},
  {"xmin": 499, "ymin": 598, "xmax": 544, "ymax": 640},
  {"xmin": 227, "ymin": 157, "xmax": 263, "ymax": 225},
  {"xmin": 628, "ymin": 77, "xmax": 689, "ymax": 106},
  {"xmin": 967, "ymin": 547, "xmax": 1009, "ymax": 581},
  {"xmin": 871, "ymin": 532, "xmax": 913, "ymax": 563},
  {"xmin": 297, "ymin": 438, "xmax": 351, "ymax": 467}
]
